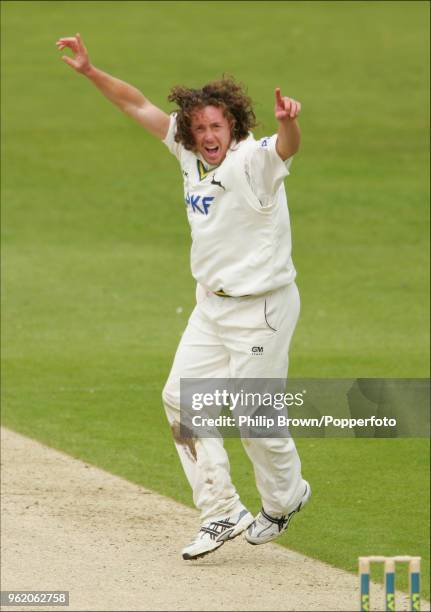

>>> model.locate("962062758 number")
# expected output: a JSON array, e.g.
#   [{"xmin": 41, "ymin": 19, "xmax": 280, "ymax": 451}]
[{"xmin": 0, "ymin": 591, "xmax": 69, "ymax": 607}]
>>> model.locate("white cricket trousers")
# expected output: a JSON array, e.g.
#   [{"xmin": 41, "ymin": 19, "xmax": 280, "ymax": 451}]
[{"xmin": 162, "ymin": 282, "xmax": 306, "ymax": 522}]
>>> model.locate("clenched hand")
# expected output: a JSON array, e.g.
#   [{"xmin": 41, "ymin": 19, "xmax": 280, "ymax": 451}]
[{"xmin": 274, "ymin": 88, "xmax": 301, "ymax": 123}]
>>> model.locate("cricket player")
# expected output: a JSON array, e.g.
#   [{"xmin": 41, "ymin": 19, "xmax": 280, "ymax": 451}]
[{"xmin": 57, "ymin": 33, "xmax": 311, "ymax": 560}]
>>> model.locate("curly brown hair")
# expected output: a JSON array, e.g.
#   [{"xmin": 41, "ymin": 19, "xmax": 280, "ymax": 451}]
[{"xmin": 167, "ymin": 76, "xmax": 257, "ymax": 150}]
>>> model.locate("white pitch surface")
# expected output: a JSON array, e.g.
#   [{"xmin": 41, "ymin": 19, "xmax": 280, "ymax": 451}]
[{"xmin": 1, "ymin": 427, "xmax": 429, "ymax": 612}]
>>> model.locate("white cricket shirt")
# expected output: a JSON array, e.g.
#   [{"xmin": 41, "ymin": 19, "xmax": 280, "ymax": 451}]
[{"xmin": 162, "ymin": 114, "xmax": 296, "ymax": 296}]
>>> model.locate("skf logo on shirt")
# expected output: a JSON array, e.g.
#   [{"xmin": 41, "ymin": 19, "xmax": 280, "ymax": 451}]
[{"xmin": 185, "ymin": 193, "xmax": 215, "ymax": 215}]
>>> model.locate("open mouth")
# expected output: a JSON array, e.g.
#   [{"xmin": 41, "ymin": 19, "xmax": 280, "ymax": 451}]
[{"xmin": 204, "ymin": 145, "xmax": 219, "ymax": 158}]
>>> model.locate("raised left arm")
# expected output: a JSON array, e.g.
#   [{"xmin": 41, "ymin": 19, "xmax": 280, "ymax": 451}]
[{"xmin": 274, "ymin": 87, "xmax": 301, "ymax": 161}]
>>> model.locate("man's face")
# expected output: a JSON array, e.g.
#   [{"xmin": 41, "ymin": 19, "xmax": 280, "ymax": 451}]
[{"xmin": 190, "ymin": 105, "xmax": 233, "ymax": 166}]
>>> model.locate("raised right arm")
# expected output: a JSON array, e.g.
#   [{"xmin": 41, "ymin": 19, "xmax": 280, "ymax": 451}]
[{"xmin": 56, "ymin": 33, "xmax": 170, "ymax": 140}]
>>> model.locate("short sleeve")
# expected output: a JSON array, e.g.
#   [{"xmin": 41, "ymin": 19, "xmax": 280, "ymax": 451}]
[
  {"xmin": 162, "ymin": 113, "xmax": 183, "ymax": 161},
  {"xmin": 245, "ymin": 134, "xmax": 293, "ymax": 207}
]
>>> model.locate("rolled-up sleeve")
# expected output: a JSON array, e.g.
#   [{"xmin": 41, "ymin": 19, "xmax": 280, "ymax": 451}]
[
  {"xmin": 162, "ymin": 113, "xmax": 183, "ymax": 160},
  {"xmin": 246, "ymin": 134, "xmax": 293, "ymax": 207}
]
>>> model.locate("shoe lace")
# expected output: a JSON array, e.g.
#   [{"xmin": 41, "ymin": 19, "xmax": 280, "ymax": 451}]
[
  {"xmin": 200, "ymin": 517, "xmax": 235, "ymax": 540},
  {"xmin": 261, "ymin": 507, "xmax": 289, "ymax": 532}
]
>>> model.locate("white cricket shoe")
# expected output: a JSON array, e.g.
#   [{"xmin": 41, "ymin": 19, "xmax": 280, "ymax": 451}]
[
  {"xmin": 245, "ymin": 481, "xmax": 311, "ymax": 546},
  {"xmin": 182, "ymin": 507, "xmax": 254, "ymax": 560}
]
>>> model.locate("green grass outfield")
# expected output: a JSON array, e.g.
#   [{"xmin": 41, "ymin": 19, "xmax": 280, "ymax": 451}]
[{"xmin": 2, "ymin": 0, "xmax": 430, "ymax": 601}]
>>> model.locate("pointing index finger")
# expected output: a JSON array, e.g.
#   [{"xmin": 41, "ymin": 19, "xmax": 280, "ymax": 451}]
[{"xmin": 275, "ymin": 87, "xmax": 283, "ymax": 105}]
